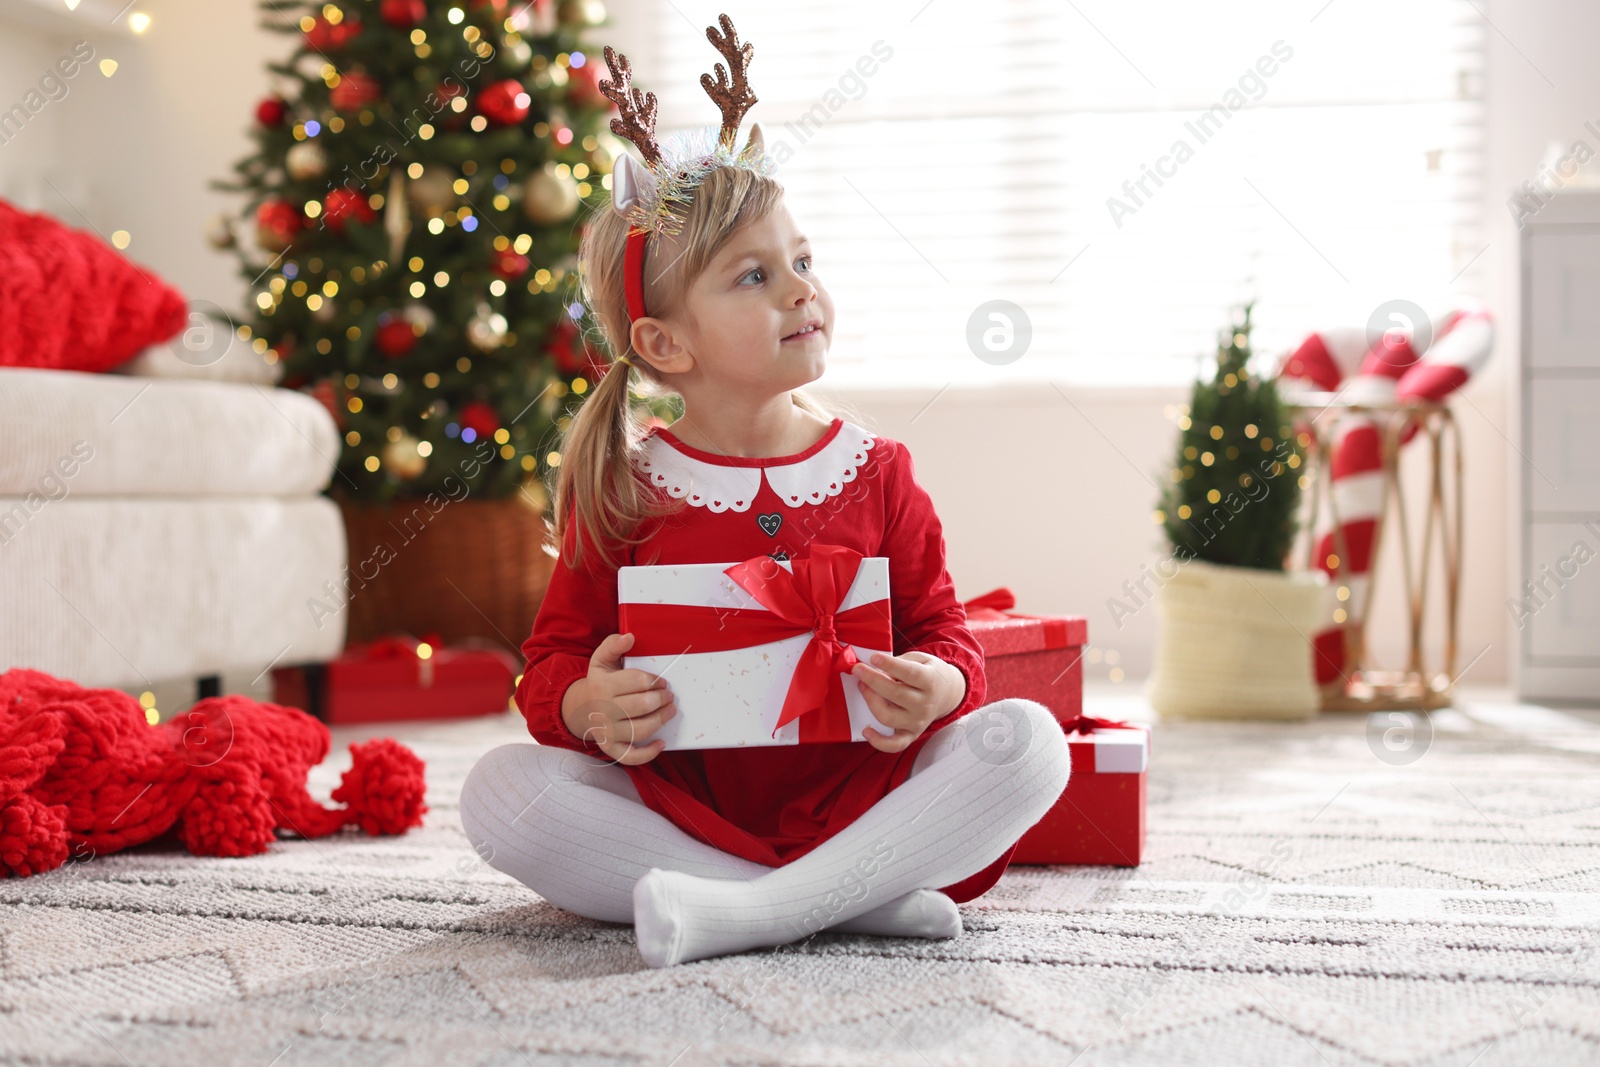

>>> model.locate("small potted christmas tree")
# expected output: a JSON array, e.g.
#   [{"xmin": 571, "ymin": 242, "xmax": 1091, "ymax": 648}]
[{"xmin": 1146, "ymin": 302, "xmax": 1326, "ymax": 720}]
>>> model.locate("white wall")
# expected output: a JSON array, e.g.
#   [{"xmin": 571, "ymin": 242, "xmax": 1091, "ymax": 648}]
[
  {"xmin": 0, "ymin": 13, "xmax": 71, "ymax": 206},
  {"xmin": 6, "ymin": 0, "xmax": 1591, "ymax": 687},
  {"xmin": 0, "ymin": 0, "xmax": 281, "ymax": 311}
]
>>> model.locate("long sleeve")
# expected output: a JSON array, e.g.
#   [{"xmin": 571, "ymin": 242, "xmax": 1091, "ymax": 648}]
[
  {"xmin": 876, "ymin": 440, "xmax": 987, "ymax": 733},
  {"xmin": 513, "ymin": 516, "xmax": 620, "ymax": 754}
]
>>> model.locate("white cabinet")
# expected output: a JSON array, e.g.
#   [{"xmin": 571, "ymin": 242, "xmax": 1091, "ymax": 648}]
[{"xmin": 1518, "ymin": 192, "xmax": 1600, "ymax": 702}]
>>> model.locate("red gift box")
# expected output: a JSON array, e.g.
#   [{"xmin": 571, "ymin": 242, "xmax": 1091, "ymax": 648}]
[
  {"xmin": 1012, "ymin": 716, "xmax": 1149, "ymax": 865},
  {"xmin": 961, "ymin": 588, "xmax": 1087, "ymax": 718},
  {"xmin": 960, "ymin": 589, "xmax": 1148, "ymax": 865},
  {"xmin": 272, "ymin": 633, "xmax": 519, "ymax": 724}
]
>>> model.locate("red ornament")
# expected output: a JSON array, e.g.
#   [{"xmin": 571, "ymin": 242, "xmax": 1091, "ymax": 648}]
[
  {"xmin": 470, "ymin": 0, "xmax": 508, "ymax": 13},
  {"xmin": 255, "ymin": 199, "xmax": 304, "ymax": 250},
  {"xmin": 310, "ymin": 379, "xmax": 347, "ymax": 431},
  {"xmin": 375, "ymin": 314, "xmax": 419, "ymax": 358},
  {"xmin": 431, "ymin": 81, "xmax": 469, "ymax": 130},
  {"xmin": 477, "ymin": 79, "xmax": 530, "ymax": 126},
  {"xmin": 545, "ymin": 317, "xmax": 589, "ymax": 376},
  {"xmin": 331, "ymin": 70, "xmax": 384, "ymax": 112},
  {"xmin": 434, "ymin": 80, "xmax": 467, "ymax": 111},
  {"xmin": 256, "ymin": 96, "xmax": 289, "ymax": 127},
  {"xmin": 380, "ymin": 0, "xmax": 427, "ymax": 27},
  {"xmin": 458, "ymin": 401, "xmax": 500, "ymax": 441},
  {"xmin": 322, "ymin": 188, "xmax": 377, "ymax": 232},
  {"xmin": 567, "ymin": 61, "xmax": 611, "ymax": 110},
  {"xmin": 491, "ymin": 248, "xmax": 529, "ymax": 280},
  {"xmin": 303, "ymin": 16, "xmax": 332, "ymax": 49},
  {"xmin": 303, "ymin": 16, "xmax": 360, "ymax": 50}
]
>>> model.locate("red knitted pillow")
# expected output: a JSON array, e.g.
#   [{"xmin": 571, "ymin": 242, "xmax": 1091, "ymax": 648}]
[{"xmin": 0, "ymin": 198, "xmax": 188, "ymax": 372}]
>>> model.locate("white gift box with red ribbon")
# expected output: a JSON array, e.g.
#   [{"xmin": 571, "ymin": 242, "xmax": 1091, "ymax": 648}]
[{"xmin": 618, "ymin": 546, "xmax": 897, "ymax": 750}]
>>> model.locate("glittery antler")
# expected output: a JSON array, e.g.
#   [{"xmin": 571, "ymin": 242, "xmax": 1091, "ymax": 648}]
[
  {"xmin": 700, "ymin": 14, "xmax": 757, "ymax": 153},
  {"xmin": 598, "ymin": 45, "xmax": 661, "ymax": 167}
]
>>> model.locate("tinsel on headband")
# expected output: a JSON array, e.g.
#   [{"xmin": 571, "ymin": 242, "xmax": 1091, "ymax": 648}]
[{"xmin": 616, "ymin": 123, "xmax": 777, "ymax": 240}]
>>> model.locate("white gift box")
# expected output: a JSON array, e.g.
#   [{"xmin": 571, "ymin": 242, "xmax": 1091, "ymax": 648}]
[{"xmin": 617, "ymin": 555, "xmax": 895, "ymax": 750}]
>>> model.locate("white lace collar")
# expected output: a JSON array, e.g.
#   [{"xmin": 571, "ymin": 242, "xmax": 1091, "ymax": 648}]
[{"xmin": 634, "ymin": 419, "xmax": 878, "ymax": 512}]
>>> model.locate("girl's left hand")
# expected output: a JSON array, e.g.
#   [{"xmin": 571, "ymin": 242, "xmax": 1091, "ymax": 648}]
[{"xmin": 849, "ymin": 650, "xmax": 967, "ymax": 754}]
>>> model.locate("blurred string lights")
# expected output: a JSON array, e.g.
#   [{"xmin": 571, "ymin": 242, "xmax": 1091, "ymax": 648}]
[{"xmin": 1153, "ymin": 401, "xmax": 1311, "ymax": 525}]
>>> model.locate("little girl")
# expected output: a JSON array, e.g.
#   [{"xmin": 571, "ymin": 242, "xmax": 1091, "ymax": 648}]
[{"xmin": 459, "ymin": 20, "xmax": 1069, "ymax": 969}]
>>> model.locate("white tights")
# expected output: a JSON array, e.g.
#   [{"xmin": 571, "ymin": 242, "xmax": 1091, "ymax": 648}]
[{"xmin": 459, "ymin": 697, "xmax": 1069, "ymax": 966}]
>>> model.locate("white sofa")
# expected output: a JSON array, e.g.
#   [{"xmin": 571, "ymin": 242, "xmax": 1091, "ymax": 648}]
[{"xmin": 0, "ymin": 339, "xmax": 347, "ymax": 693}]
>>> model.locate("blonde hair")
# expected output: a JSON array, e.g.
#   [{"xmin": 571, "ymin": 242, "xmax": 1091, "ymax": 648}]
[{"xmin": 552, "ymin": 163, "xmax": 862, "ymax": 574}]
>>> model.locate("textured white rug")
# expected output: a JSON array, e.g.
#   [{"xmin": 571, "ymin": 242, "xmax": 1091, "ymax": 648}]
[{"xmin": 3, "ymin": 689, "xmax": 1598, "ymax": 1067}]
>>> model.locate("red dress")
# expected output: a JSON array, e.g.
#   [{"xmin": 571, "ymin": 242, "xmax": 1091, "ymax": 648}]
[{"xmin": 513, "ymin": 415, "xmax": 1017, "ymax": 903}]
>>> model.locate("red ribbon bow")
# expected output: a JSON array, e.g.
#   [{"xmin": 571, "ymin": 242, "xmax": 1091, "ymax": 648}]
[
  {"xmin": 618, "ymin": 544, "xmax": 891, "ymax": 743},
  {"xmin": 961, "ymin": 587, "xmax": 1017, "ymax": 614},
  {"xmin": 959, "ymin": 586, "xmax": 1074, "ymax": 649},
  {"xmin": 349, "ymin": 633, "xmax": 444, "ymax": 660},
  {"xmin": 346, "ymin": 632, "xmax": 446, "ymax": 688},
  {"xmin": 1060, "ymin": 713, "xmax": 1133, "ymax": 735}
]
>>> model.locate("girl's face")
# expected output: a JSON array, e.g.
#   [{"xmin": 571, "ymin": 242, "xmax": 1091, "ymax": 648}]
[{"xmin": 638, "ymin": 199, "xmax": 833, "ymax": 402}]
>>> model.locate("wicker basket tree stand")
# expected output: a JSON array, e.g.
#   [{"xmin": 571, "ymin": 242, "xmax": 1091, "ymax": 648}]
[{"xmin": 335, "ymin": 492, "xmax": 558, "ymax": 652}]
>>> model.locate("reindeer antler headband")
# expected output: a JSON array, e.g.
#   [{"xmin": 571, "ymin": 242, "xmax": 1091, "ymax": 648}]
[{"xmin": 598, "ymin": 13, "xmax": 774, "ymax": 326}]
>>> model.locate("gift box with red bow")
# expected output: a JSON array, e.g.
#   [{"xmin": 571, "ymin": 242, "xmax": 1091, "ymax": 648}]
[
  {"xmin": 271, "ymin": 634, "xmax": 520, "ymax": 725},
  {"xmin": 1010, "ymin": 714, "xmax": 1150, "ymax": 866},
  {"xmin": 959, "ymin": 590, "xmax": 1147, "ymax": 865},
  {"xmin": 617, "ymin": 544, "xmax": 896, "ymax": 749},
  {"xmin": 960, "ymin": 588, "xmax": 1088, "ymax": 718}
]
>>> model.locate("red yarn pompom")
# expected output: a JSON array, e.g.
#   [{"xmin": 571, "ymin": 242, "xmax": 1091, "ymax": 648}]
[
  {"xmin": 0, "ymin": 795, "xmax": 69, "ymax": 877},
  {"xmin": 180, "ymin": 769, "xmax": 276, "ymax": 858},
  {"xmin": 331, "ymin": 739, "xmax": 427, "ymax": 836}
]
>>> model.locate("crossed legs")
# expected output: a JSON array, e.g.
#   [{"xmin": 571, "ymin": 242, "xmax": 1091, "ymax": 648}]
[{"xmin": 459, "ymin": 698, "xmax": 1069, "ymax": 966}]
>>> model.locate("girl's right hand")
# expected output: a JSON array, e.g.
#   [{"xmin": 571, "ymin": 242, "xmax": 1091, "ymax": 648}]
[{"xmin": 560, "ymin": 631, "xmax": 677, "ymax": 765}]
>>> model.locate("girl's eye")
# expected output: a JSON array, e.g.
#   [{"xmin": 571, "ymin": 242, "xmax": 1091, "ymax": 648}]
[
  {"xmin": 739, "ymin": 256, "xmax": 812, "ymax": 286},
  {"xmin": 739, "ymin": 267, "xmax": 764, "ymax": 285}
]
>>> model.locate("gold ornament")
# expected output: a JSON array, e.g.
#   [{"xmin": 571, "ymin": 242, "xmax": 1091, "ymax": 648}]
[
  {"xmin": 385, "ymin": 169, "xmax": 411, "ymax": 263},
  {"xmin": 286, "ymin": 141, "xmax": 329, "ymax": 181},
  {"xmin": 406, "ymin": 165, "xmax": 458, "ymax": 218},
  {"xmin": 522, "ymin": 162, "xmax": 579, "ymax": 223},
  {"xmin": 558, "ymin": 0, "xmax": 606, "ymax": 27},
  {"xmin": 204, "ymin": 212, "xmax": 236, "ymax": 250},
  {"xmin": 382, "ymin": 433, "xmax": 427, "ymax": 480},
  {"xmin": 466, "ymin": 302, "xmax": 509, "ymax": 352}
]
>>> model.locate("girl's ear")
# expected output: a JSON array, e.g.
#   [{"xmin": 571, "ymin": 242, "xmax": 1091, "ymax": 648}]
[{"xmin": 630, "ymin": 317, "xmax": 695, "ymax": 375}]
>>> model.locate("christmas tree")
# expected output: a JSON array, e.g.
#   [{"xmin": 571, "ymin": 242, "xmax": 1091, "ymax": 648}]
[
  {"xmin": 1157, "ymin": 301, "xmax": 1306, "ymax": 570},
  {"xmin": 210, "ymin": 0, "xmax": 623, "ymax": 506}
]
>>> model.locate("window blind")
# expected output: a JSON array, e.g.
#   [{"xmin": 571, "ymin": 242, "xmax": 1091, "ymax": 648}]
[{"xmin": 628, "ymin": 0, "xmax": 1485, "ymax": 387}]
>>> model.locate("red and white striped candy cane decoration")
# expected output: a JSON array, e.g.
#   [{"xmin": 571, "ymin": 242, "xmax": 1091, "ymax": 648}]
[{"xmin": 1279, "ymin": 304, "xmax": 1494, "ymax": 687}]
